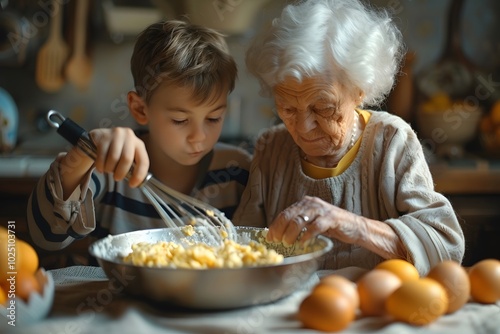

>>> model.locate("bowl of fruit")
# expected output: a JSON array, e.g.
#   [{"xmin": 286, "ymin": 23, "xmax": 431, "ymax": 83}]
[
  {"xmin": 0, "ymin": 227, "xmax": 54, "ymax": 326},
  {"xmin": 416, "ymin": 92, "xmax": 482, "ymax": 158}
]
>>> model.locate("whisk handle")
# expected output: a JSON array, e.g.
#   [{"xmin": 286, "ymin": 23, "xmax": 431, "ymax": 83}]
[
  {"xmin": 46, "ymin": 110, "xmax": 98, "ymax": 161},
  {"xmin": 46, "ymin": 110, "xmax": 151, "ymax": 186}
]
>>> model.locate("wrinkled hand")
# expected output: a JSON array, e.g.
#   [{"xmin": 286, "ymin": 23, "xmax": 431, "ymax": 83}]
[
  {"xmin": 89, "ymin": 128, "xmax": 149, "ymax": 188},
  {"xmin": 266, "ymin": 196, "xmax": 366, "ymax": 245}
]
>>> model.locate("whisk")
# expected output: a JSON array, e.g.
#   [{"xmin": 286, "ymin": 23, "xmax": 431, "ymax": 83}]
[{"xmin": 46, "ymin": 110, "xmax": 236, "ymax": 245}]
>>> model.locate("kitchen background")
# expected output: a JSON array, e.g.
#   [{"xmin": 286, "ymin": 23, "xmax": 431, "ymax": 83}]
[{"xmin": 1, "ymin": 0, "xmax": 500, "ymax": 268}]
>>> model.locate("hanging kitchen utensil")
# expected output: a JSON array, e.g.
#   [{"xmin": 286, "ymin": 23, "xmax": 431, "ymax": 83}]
[
  {"xmin": 35, "ymin": 0, "xmax": 68, "ymax": 93},
  {"xmin": 416, "ymin": 0, "xmax": 475, "ymax": 99},
  {"xmin": 65, "ymin": 0, "xmax": 92, "ymax": 91}
]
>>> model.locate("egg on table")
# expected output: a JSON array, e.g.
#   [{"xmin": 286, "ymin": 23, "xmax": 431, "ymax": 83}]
[
  {"xmin": 385, "ymin": 277, "xmax": 448, "ymax": 326},
  {"xmin": 298, "ymin": 284, "xmax": 356, "ymax": 332},
  {"xmin": 374, "ymin": 259, "xmax": 420, "ymax": 282},
  {"xmin": 468, "ymin": 258, "xmax": 500, "ymax": 304},
  {"xmin": 426, "ymin": 260, "xmax": 470, "ymax": 313},
  {"xmin": 317, "ymin": 274, "xmax": 360, "ymax": 309},
  {"xmin": 357, "ymin": 269, "xmax": 402, "ymax": 317}
]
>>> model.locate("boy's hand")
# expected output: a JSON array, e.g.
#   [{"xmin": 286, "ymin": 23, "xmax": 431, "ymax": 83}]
[{"xmin": 89, "ymin": 128, "xmax": 149, "ymax": 188}]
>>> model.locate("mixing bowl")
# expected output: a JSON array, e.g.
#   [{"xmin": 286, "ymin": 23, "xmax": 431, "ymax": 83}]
[{"xmin": 89, "ymin": 226, "xmax": 333, "ymax": 310}]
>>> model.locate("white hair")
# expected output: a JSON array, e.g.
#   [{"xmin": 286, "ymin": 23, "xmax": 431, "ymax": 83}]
[{"xmin": 245, "ymin": 0, "xmax": 405, "ymax": 107}]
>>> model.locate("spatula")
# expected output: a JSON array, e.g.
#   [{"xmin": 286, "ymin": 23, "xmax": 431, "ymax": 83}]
[
  {"xmin": 65, "ymin": 0, "xmax": 92, "ymax": 91},
  {"xmin": 35, "ymin": 0, "xmax": 68, "ymax": 93}
]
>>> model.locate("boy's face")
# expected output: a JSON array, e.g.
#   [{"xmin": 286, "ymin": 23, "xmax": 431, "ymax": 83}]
[{"xmin": 142, "ymin": 83, "xmax": 227, "ymax": 166}]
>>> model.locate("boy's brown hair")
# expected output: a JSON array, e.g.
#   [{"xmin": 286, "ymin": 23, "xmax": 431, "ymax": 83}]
[{"xmin": 130, "ymin": 20, "xmax": 237, "ymax": 104}]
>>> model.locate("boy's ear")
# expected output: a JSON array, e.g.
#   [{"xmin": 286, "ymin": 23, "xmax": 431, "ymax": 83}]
[{"xmin": 128, "ymin": 91, "xmax": 148, "ymax": 125}]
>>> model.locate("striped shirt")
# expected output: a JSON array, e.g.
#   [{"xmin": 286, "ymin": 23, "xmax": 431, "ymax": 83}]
[{"xmin": 27, "ymin": 142, "xmax": 251, "ymax": 251}]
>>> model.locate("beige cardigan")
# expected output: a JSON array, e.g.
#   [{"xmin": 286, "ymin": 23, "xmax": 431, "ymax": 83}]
[{"xmin": 233, "ymin": 110, "xmax": 465, "ymax": 275}]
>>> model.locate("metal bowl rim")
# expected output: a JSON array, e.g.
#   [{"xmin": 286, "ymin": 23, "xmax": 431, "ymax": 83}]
[{"xmin": 88, "ymin": 226, "xmax": 333, "ymax": 271}]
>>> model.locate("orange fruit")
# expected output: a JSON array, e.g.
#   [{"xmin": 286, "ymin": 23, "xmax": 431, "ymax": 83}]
[
  {"xmin": 386, "ymin": 278, "xmax": 448, "ymax": 326},
  {"xmin": 490, "ymin": 100, "xmax": 500, "ymax": 126},
  {"xmin": 468, "ymin": 259, "xmax": 500, "ymax": 304},
  {"xmin": 298, "ymin": 286, "xmax": 355, "ymax": 332},
  {"xmin": 0, "ymin": 284, "xmax": 7, "ymax": 305},
  {"xmin": 0, "ymin": 239, "xmax": 39, "ymax": 281},
  {"xmin": 480, "ymin": 116, "xmax": 494, "ymax": 134},
  {"xmin": 374, "ymin": 259, "xmax": 420, "ymax": 282},
  {"xmin": 14, "ymin": 271, "xmax": 41, "ymax": 302},
  {"xmin": 17, "ymin": 241, "xmax": 39, "ymax": 274},
  {"xmin": 421, "ymin": 92, "xmax": 453, "ymax": 113}
]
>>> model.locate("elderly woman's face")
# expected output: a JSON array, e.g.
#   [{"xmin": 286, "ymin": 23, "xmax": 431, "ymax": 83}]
[{"xmin": 274, "ymin": 76, "xmax": 359, "ymax": 159}]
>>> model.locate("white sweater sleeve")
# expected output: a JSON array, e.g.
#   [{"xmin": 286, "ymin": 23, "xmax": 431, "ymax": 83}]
[{"xmin": 361, "ymin": 113, "xmax": 465, "ymax": 274}]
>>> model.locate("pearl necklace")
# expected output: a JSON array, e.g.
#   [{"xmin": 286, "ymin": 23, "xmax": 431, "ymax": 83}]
[{"xmin": 348, "ymin": 110, "xmax": 359, "ymax": 151}]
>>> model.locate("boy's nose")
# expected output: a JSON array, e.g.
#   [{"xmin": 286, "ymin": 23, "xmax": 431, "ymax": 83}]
[{"xmin": 188, "ymin": 123, "xmax": 206, "ymax": 142}]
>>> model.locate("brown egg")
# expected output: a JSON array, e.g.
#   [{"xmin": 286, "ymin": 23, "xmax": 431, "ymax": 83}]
[
  {"xmin": 468, "ymin": 258, "xmax": 500, "ymax": 304},
  {"xmin": 298, "ymin": 286, "xmax": 356, "ymax": 332},
  {"xmin": 318, "ymin": 274, "xmax": 360, "ymax": 309},
  {"xmin": 426, "ymin": 260, "xmax": 470, "ymax": 313},
  {"xmin": 374, "ymin": 259, "xmax": 420, "ymax": 282},
  {"xmin": 386, "ymin": 278, "xmax": 448, "ymax": 326},
  {"xmin": 357, "ymin": 269, "xmax": 402, "ymax": 317}
]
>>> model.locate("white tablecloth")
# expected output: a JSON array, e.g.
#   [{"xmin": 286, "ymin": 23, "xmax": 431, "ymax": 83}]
[{"xmin": 2, "ymin": 266, "xmax": 500, "ymax": 334}]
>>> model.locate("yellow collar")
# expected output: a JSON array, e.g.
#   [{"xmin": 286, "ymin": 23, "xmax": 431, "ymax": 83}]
[{"xmin": 300, "ymin": 109, "xmax": 370, "ymax": 179}]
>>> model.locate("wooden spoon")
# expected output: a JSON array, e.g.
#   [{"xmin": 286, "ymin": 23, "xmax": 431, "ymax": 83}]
[
  {"xmin": 65, "ymin": 0, "xmax": 92, "ymax": 91},
  {"xmin": 35, "ymin": 0, "xmax": 68, "ymax": 93},
  {"xmin": 417, "ymin": 0, "xmax": 475, "ymax": 99}
]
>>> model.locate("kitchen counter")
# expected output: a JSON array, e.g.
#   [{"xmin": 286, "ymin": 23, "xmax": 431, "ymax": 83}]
[
  {"xmin": 429, "ymin": 158, "xmax": 500, "ymax": 195},
  {"xmin": 0, "ymin": 156, "xmax": 54, "ymax": 178},
  {"xmin": 2, "ymin": 266, "xmax": 499, "ymax": 334},
  {"xmin": 0, "ymin": 131, "xmax": 66, "ymax": 178}
]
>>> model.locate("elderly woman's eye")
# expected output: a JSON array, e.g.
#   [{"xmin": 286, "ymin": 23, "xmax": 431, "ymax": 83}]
[
  {"xmin": 277, "ymin": 106, "xmax": 297, "ymax": 118},
  {"xmin": 313, "ymin": 106, "xmax": 336, "ymax": 117}
]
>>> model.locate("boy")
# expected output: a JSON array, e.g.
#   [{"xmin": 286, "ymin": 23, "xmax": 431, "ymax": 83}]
[{"xmin": 27, "ymin": 20, "xmax": 251, "ymax": 251}]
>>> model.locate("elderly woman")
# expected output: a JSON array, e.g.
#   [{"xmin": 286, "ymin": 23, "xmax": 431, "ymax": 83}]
[{"xmin": 233, "ymin": 0, "xmax": 465, "ymax": 275}]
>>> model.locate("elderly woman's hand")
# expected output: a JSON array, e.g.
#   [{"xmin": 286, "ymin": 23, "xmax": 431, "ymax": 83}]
[
  {"xmin": 266, "ymin": 196, "xmax": 366, "ymax": 246},
  {"xmin": 267, "ymin": 196, "xmax": 406, "ymax": 260}
]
